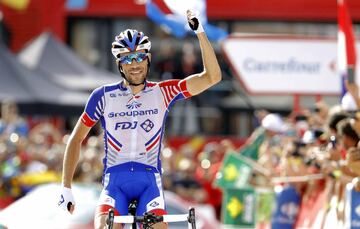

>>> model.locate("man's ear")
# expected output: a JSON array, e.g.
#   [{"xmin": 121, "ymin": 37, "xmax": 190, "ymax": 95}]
[{"xmin": 117, "ymin": 60, "xmax": 125, "ymax": 75}]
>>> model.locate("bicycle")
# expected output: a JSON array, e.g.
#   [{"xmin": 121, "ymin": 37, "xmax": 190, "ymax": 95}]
[{"xmin": 106, "ymin": 200, "xmax": 196, "ymax": 229}]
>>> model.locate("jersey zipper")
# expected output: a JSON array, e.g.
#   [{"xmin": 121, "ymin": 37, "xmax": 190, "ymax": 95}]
[{"xmin": 130, "ymin": 97, "xmax": 138, "ymax": 171}]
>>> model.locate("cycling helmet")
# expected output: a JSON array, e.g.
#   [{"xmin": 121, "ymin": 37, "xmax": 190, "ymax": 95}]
[
  {"xmin": 112, "ymin": 29, "xmax": 151, "ymax": 86},
  {"xmin": 111, "ymin": 29, "xmax": 151, "ymax": 59}
]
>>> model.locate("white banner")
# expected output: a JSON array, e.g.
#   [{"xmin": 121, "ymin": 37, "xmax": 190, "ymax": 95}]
[{"xmin": 222, "ymin": 36, "xmax": 360, "ymax": 95}]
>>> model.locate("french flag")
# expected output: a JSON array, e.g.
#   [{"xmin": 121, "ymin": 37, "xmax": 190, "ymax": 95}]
[
  {"xmin": 338, "ymin": 0, "xmax": 357, "ymax": 98},
  {"xmin": 146, "ymin": 0, "xmax": 228, "ymax": 41}
]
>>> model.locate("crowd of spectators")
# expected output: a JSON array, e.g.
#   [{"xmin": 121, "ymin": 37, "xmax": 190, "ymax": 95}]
[
  {"xmin": 220, "ymin": 81, "xmax": 360, "ymax": 227},
  {"xmin": 2, "ymin": 84, "xmax": 360, "ymax": 226},
  {"xmin": 2, "ymin": 46, "xmax": 360, "ymax": 226}
]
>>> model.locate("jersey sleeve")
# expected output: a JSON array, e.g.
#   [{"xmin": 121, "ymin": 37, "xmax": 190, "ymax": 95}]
[
  {"xmin": 158, "ymin": 79, "xmax": 192, "ymax": 108},
  {"xmin": 81, "ymin": 86, "xmax": 105, "ymax": 127}
]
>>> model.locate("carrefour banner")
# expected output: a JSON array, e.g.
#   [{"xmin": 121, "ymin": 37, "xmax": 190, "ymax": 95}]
[{"xmin": 222, "ymin": 35, "xmax": 360, "ymax": 95}]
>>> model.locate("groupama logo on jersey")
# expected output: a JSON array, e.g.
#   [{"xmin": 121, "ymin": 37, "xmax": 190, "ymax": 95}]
[
  {"xmin": 108, "ymin": 109, "xmax": 158, "ymax": 118},
  {"xmin": 108, "ymin": 95, "xmax": 158, "ymax": 118}
]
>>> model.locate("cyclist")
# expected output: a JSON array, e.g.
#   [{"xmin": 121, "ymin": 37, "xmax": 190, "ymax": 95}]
[{"xmin": 58, "ymin": 10, "xmax": 221, "ymax": 229}]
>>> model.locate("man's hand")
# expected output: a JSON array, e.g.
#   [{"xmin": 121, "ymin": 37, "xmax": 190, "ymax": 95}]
[
  {"xmin": 345, "ymin": 79, "xmax": 359, "ymax": 101},
  {"xmin": 186, "ymin": 10, "xmax": 204, "ymax": 34},
  {"xmin": 58, "ymin": 186, "xmax": 75, "ymax": 214},
  {"xmin": 347, "ymin": 147, "xmax": 360, "ymax": 176}
]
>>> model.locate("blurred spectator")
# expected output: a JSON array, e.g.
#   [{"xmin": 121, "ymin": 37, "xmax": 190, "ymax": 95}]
[
  {"xmin": 195, "ymin": 141, "xmax": 225, "ymax": 219},
  {"xmin": 155, "ymin": 39, "xmax": 177, "ymax": 81},
  {"xmin": 327, "ymin": 111, "xmax": 350, "ymax": 135},
  {"xmin": 0, "ymin": 100, "xmax": 29, "ymax": 140},
  {"xmin": 173, "ymin": 42, "xmax": 202, "ymax": 80},
  {"xmin": 170, "ymin": 42, "xmax": 203, "ymax": 135},
  {"xmin": 347, "ymin": 147, "xmax": 360, "ymax": 178},
  {"xmin": 312, "ymin": 101, "xmax": 329, "ymax": 128},
  {"xmin": 337, "ymin": 118, "xmax": 360, "ymax": 150}
]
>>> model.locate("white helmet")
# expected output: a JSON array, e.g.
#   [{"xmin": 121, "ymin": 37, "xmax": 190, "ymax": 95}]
[{"xmin": 111, "ymin": 29, "xmax": 151, "ymax": 59}]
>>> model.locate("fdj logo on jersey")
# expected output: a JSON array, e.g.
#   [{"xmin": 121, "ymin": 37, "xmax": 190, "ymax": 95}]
[{"xmin": 115, "ymin": 122, "xmax": 138, "ymax": 130}]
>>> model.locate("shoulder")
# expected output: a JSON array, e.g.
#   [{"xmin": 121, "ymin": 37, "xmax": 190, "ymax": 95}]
[
  {"xmin": 89, "ymin": 81, "xmax": 122, "ymax": 97},
  {"xmin": 158, "ymin": 79, "xmax": 181, "ymax": 88},
  {"xmin": 103, "ymin": 81, "xmax": 122, "ymax": 93}
]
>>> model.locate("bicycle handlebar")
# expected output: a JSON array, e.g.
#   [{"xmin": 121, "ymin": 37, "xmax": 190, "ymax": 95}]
[{"xmin": 106, "ymin": 207, "xmax": 196, "ymax": 229}]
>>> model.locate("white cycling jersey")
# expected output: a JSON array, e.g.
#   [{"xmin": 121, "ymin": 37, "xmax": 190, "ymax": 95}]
[{"xmin": 81, "ymin": 79, "xmax": 192, "ymax": 174}]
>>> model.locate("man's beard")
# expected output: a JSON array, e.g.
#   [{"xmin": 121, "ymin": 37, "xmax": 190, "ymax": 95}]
[{"xmin": 125, "ymin": 73, "xmax": 146, "ymax": 86}]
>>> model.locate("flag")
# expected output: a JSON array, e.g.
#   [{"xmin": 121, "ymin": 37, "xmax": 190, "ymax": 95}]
[
  {"xmin": 271, "ymin": 185, "xmax": 301, "ymax": 229},
  {"xmin": 256, "ymin": 188, "xmax": 275, "ymax": 225},
  {"xmin": 345, "ymin": 183, "xmax": 360, "ymax": 229},
  {"xmin": 0, "ymin": 0, "xmax": 30, "ymax": 10},
  {"xmin": 338, "ymin": 0, "xmax": 357, "ymax": 97},
  {"xmin": 214, "ymin": 152, "xmax": 253, "ymax": 189},
  {"xmin": 146, "ymin": 0, "xmax": 228, "ymax": 41},
  {"xmin": 222, "ymin": 187, "xmax": 256, "ymax": 227},
  {"xmin": 240, "ymin": 127, "xmax": 266, "ymax": 160}
]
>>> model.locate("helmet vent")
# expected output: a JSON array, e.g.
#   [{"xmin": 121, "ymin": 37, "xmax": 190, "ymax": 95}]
[
  {"xmin": 139, "ymin": 39, "xmax": 148, "ymax": 45},
  {"xmin": 120, "ymin": 40, "xmax": 128, "ymax": 48},
  {"xmin": 127, "ymin": 30, "xmax": 133, "ymax": 42},
  {"xmin": 135, "ymin": 35, "xmax": 141, "ymax": 46}
]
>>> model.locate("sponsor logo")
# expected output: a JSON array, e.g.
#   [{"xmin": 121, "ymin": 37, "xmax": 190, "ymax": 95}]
[
  {"xmin": 280, "ymin": 202, "xmax": 299, "ymax": 219},
  {"xmin": 352, "ymin": 220, "xmax": 360, "ymax": 227},
  {"xmin": 109, "ymin": 93, "xmax": 130, "ymax": 98},
  {"xmin": 115, "ymin": 121, "xmax": 138, "ymax": 130},
  {"xmin": 105, "ymin": 197, "xmax": 113, "ymax": 203},
  {"xmin": 58, "ymin": 194, "xmax": 64, "ymax": 206},
  {"xmin": 99, "ymin": 194, "xmax": 115, "ymax": 206},
  {"xmin": 355, "ymin": 205, "xmax": 360, "ymax": 217},
  {"xmin": 108, "ymin": 109, "xmax": 158, "ymax": 118},
  {"xmin": 140, "ymin": 119, "xmax": 154, "ymax": 132},
  {"xmin": 149, "ymin": 201, "xmax": 159, "ymax": 208},
  {"xmin": 243, "ymin": 194, "xmax": 255, "ymax": 223},
  {"xmin": 126, "ymin": 100, "xmax": 142, "ymax": 109},
  {"xmin": 243, "ymin": 57, "xmax": 321, "ymax": 73}
]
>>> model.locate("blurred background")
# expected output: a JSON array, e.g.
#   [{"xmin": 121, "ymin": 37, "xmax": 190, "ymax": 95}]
[{"xmin": 1, "ymin": 0, "xmax": 360, "ymax": 228}]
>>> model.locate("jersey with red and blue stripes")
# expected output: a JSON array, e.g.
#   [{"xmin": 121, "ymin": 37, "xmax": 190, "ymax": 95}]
[{"xmin": 81, "ymin": 79, "xmax": 192, "ymax": 174}]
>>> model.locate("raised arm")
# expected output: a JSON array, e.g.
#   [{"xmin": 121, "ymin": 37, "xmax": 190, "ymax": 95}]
[
  {"xmin": 345, "ymin": 80, "xmax": 360, "ymax": 109},
  {"xmin": 183, "ymin": 10, "xmax": 222, "ymax": 96}
]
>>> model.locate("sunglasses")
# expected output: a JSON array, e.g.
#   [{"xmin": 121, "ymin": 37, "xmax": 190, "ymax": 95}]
[{"xmin": 118, "ymin": 53, "xmax": 149, "ymax": 65}]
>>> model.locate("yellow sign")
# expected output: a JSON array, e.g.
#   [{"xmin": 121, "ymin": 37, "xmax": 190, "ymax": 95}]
[
  {"xmin": 224, "ymin": 163, "xmax": 238, "ymax": 181},
  {"xmin": 227, "ymin": 197, "xmax": 243, "ymax": 218},
  {"xmin": 1, "ymin": 0, "xmax": 30, "ymax": 11}
]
